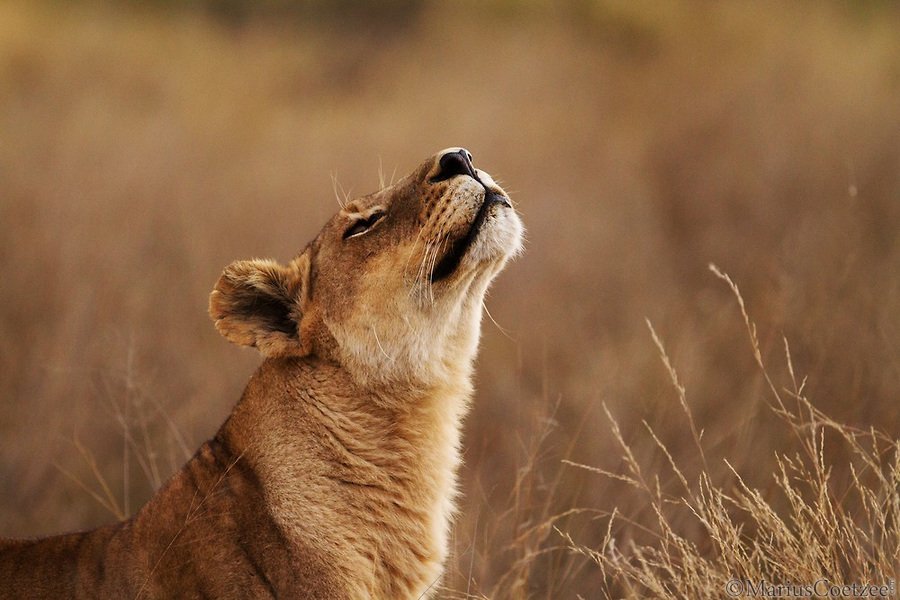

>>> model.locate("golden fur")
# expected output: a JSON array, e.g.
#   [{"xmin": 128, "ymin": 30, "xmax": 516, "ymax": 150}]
[{"xmin": 0, "ymin": 148, "xmax": 523, "ymax": 599}]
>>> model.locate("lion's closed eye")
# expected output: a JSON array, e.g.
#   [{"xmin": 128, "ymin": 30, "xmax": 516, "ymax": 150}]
[{"xmin": 343, "ymin": 211, "xmax": 386, "ymax": 239}]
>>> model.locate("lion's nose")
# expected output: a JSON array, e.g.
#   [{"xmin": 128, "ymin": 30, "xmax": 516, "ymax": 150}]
[{"xmin": 432, "ymin": 148, "xmax": 476, "ymax": 182}]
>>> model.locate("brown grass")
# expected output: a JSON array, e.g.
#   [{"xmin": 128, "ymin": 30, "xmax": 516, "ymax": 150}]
[
  {"xmin": 1, "ymin": 1, "xmax": 899, "ymax": 597},
  {"xmin": 555, "ymin": 266, "xmax": 900, "ymax": 598}
]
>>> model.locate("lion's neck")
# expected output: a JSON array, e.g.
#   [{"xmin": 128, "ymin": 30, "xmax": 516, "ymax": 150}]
[{"xmin": 224, "ymin": 356, "xmax": 474, "ymax": 598}]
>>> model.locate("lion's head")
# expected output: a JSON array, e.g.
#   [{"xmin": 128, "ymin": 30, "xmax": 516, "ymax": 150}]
[{"xmin": 209, "ymin": 148, "xmax": 523, "ymax": 386}]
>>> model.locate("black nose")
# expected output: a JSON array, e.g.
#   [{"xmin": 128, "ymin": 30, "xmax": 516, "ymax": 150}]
[{"xmin": 433, "ymin": 149, "xmax": 476, "ymax": 182}]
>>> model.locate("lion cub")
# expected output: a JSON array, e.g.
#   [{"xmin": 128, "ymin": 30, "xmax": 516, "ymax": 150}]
[{"xmin": 0, "ymin": 148, "xmax": 523, "ymax": 599}]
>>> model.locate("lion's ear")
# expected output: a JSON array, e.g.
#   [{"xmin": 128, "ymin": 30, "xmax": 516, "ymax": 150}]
[{"xmin": 209, "ymin": 253, "xmax": 311, "ymax": 357}]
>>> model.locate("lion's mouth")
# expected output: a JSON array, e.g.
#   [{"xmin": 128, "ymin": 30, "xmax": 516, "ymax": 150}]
[{"xmin": 430, "ymin": 189, "xmax": 511, "ymax": 283}]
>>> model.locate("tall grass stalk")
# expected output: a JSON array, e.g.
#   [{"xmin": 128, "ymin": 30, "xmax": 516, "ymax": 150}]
[{"xmin": 556, "ymin": 266, "xmax": 900, "ymax": 598}]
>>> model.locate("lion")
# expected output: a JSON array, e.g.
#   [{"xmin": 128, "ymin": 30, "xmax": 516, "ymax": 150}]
[{"xmin": 0, "ymin": 148, "xmax": 524, "ymax": 599}]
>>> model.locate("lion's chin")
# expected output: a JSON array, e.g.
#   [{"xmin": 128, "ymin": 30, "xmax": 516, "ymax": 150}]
[
  {"xmin": 431, "ymin": 196, "xmax": 522, "ymax": 284},
  {"xmin": 466, "ymin": 204, "xmax": 524, "ymax": 267}
]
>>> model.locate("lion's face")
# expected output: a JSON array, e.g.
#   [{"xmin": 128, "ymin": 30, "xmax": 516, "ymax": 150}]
[{"xmin": 210, "ymin": 148, "xmax": 523, "ymax": 385}]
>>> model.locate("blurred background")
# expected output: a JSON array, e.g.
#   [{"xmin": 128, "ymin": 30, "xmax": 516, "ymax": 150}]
[{"xmin": 1, "ymin": 0, "xmax": 899, "ymax": 596}]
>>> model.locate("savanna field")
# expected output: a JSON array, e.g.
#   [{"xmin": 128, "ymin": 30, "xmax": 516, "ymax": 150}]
[{"xmin": 1, "ymin": 1, "xmax": 900, "ymax": 597}]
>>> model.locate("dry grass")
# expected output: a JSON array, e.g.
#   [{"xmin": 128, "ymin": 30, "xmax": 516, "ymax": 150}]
[
  {"xmin": 556, "ymin": 266, "xmax": 900, "ymax": 598},
  {"xmin": 2, "ymin": 0, "xmax": 900, "ymax": 597}
]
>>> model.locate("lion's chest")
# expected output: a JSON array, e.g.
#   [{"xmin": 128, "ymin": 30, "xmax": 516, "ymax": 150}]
[{"xmin": 257, "ymin": 382, "xmax": 469, "ymax": 599}]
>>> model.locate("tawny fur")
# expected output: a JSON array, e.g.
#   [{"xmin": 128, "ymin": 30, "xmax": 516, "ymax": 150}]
[{"xmin": 0, "ymin": 148, "xmax": 523, "ymax": 599}]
